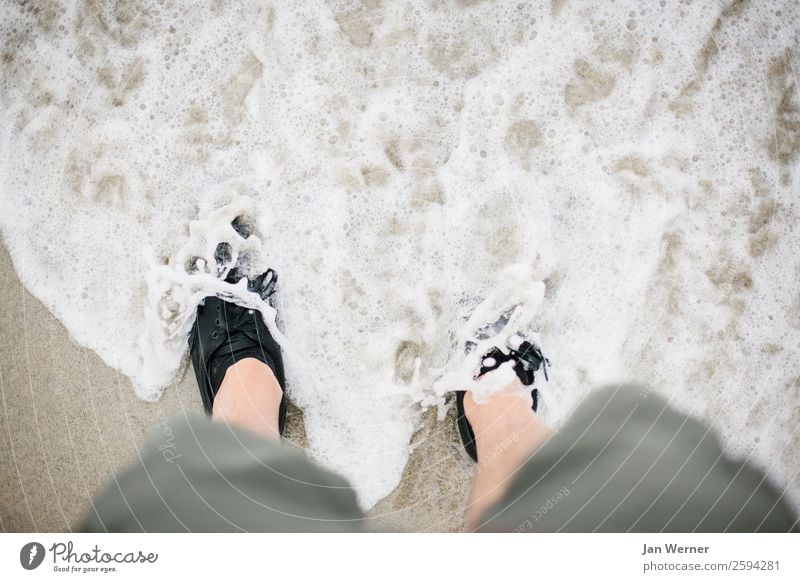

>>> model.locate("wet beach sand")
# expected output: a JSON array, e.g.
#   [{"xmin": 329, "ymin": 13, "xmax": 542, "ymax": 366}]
[{"xmin": 2, "ymin": 1, "xmax": 799, "ymax": 528}]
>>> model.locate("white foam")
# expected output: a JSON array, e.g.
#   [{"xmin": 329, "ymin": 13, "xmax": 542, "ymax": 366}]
[{"xmin": 1, "ymin": 0, "xmax": 798, "ymax": 510}]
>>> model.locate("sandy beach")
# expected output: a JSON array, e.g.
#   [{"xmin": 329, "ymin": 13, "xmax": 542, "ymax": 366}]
[{"xmin": 2, "ymin": 0, "xmax": 798, "ymax": 529}]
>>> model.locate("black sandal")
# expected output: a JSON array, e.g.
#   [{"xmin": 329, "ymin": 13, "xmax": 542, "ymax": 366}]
[
  {"xmin": 455, "ymin": 340, "xmax": 547, "ymax": 461},
  {"xmin": 188, "ymin": 268, "xmax": 287, "ymax": 434}
]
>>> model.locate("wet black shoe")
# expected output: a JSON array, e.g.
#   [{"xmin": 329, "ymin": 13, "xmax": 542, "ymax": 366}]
[
  {"xmin": 455, "ymin": 338, "xmax": 547, "ymax": 462},
  {"xmin": 188, "ymin": 268, "xmax": 287, "ymax": 434}
]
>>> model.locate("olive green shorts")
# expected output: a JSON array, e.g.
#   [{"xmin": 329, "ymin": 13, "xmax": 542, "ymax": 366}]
[{"xmin": 82, "ymin": 385, "xmax": 797, "ymax": 532}]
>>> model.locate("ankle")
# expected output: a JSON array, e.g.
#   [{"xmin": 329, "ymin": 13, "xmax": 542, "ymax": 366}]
[
  {"xmin": 221, "ymin": 358, "xmax": 282, "ymax": 400},
  {"xmin": 464, "ymin": 389, "xmax": 535, "ymax": 433},
  {"xmin": 212, "ymin": 358, "xmax": 283, "ymax": 439},
  {"xmin": 463, "ymin": 388, "xmax": 551, "ymax": 465},
  {"xmin": 464, "ymin": 390, "xmax": 552, "ymax": 531}
]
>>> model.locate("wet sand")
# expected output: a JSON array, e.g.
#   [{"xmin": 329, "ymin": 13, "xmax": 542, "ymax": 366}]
[{"xmin": 3, "ymin": 0, "xmax": 798, "ymax": 531}]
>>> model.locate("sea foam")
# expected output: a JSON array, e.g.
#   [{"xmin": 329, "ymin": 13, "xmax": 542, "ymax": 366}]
[{"xmin": 1, "ymin": 0, "xmax": 798, "ymax": 510}]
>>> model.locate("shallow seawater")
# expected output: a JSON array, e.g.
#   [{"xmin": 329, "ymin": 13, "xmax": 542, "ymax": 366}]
[{"xmin": 1, "ymin": 0, "xmax": 798, "ymax": 511}]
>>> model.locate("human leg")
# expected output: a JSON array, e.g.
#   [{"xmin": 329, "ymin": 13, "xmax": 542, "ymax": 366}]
[
  {"xmin": 83, "ymin": 270, "xmax": 365, "ymax": 532},
  {"xmin": 473, "ymin": 385, "xmax": 798, "ymax": 532},
  {"xmin": 81, "ymin": 413, "xmax": 364, "ymax": 532},
  {"xmin": 212, "ymin": 357, "xmax": 283, "ymax": 440},
  {"xmin": 463, "ymin": 385, "xmax": 552, "ymax": 530}
]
